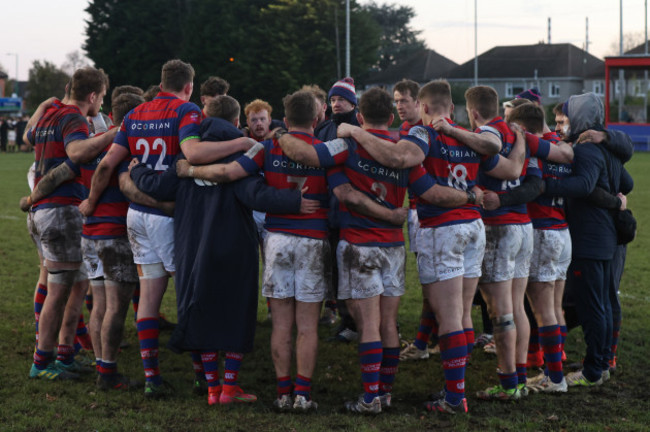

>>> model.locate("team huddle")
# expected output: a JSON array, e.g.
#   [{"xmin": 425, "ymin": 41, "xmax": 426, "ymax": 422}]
[{"xmin": 20, "ymin": 59, "xmax": 633, "ymax": 415}]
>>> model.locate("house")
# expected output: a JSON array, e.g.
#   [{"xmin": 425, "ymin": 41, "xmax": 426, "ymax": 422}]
[
  {"xmin": 447, "ymin": 43, "xmax": 605, "ymax": 104},
  {"xmin": 363, "ymin": 48, "xmax": 458, "ymax": 92}
]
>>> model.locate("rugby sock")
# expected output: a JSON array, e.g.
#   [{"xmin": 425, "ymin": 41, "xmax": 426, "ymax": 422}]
[
  {"xmin": 56, "ymin": 344, "xmax": 75, "ymax": 365},
  {"xmin": 99, "ymin": 360, "xmax": 117, "ymax": 378},
  {"xmin": 137, "ymin": 317, "xmax": 161, "ymax": 385},
  {"xmin": 276, "ymin": 375, "xmax": 292, "ymax": 397},
  {"xmin": 539, "ymin": 325, "xmax": 563, "ymax": 383},
  {"xmin": 439, "ymin": 331, "xmax": 467, "ymax": 405},
  {"xmin": 33, "ymin": 349, "xmax": 53, "ymax": 370},
  {"xmin": 95, "ymin": 358, "xmax": 102, "ymax": 373},
  {"xmin": 191, "ymin": 351, "xmax": 205, "ymax": 380},
  {"xmin": 611, "ymin": 320, "xmax": 621, "ymax": 359},
  {"xmin": 131, "ymin": 285, "xmax": 140, "ymax": 319},
  {"xmin": 527, "ymin": 327, "xmax": 542, "ymax": 367},
  {"xmin": 34, "ymin": 283, "xmax": 47, "ymax": 344},
  {"xmin": 75, "ymin": 314, "xmax": 93, "ymax": 352},
  {"xmin": 379, "ymin": 347, "xmax": 400, "ymax": 395},
  {"xmin": 498, "ymin": 370, "xmax": 518, "ymax": 391},
  {"xmin": 413, "ymin": 304, "xmax": 437, "ymax": 351},
  {"xmin": 223, "ymin": 352, "xmax": 243, "ymax": 388},
  {"xmin": 200, "ymin": 351, "xmax": 220, "ymax": 389},
  {"xmin": 560, "ymin": 324, "xmax": 568, "ymax": 361},
  {"xmin": 516, "ymin": 364, "xmax": 527, "ymax": 385},
  {"xmin": 85, "ymin": 293, "xmax": 93, "ymax": 312},
  {"xmin": 294, "ymin": 374, "xmax": 312, "ymax": 400},
  {"xmin": 464, "ymin": 328, "xmax": 475, "ymax": 358},
  {"xmin": 359, "ymin": 341, "xmax": 382, "ymax": 403}
]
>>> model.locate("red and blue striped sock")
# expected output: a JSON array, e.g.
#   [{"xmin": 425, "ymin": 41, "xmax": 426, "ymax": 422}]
[
  {"xmin": 414, "ymin": 306, "xmax": 437, "ymax": 351},
  {"xmin": 559, "ymin": 325, "xmax": 567, "ymax": 350},
  {"xmin": 99, "ymin": 360, "xmax": 117, "ymax": 378},
  {"xmin": 359, "ymin": 341, "xmax": 382, "ymax": 403},
  {"xmin": 56, "ymin": 344, "xmax": 75, "ymax": 365},
  {"xmin": 498, "ymin": 370, "xmax": 518, "ymax": 391},
  {"xmin": 137, "ymin": 317, "xmax": 161, "ymax": 385},
  {"xmin": 131, "ymin": 286, "xmax": 140, "ymax": 319},
  {"xmin": 439, "ymin": 331, "xmax": 467, "ymax": 405},
  {"xmin": 516, "ymin": 363, "xmax": 527, "ymax": 384},
  {"xmin": 34, "ymin": 283, "xmax": 47, "ymax": 345},
  {"xmin": 85, "ymin": 293, "xmax": 93, "ymax": 312},
  {"xmin": 223, "ymin": 352, "xmax": 243, "ymax": 387},
  {"xmin": 190, "ymin": 351, "xmax": 204, "ymax": 380},
  {"xmin": 200, "ymin": 351, "xmax": 220, "ymax": 389},
  {"xmin": 294, "ymin": 374, "xmax": 312, "ymax": 399},
  {"xmin": 464, "ymin": 328, "xmax": 475, "ymax": 358},
  {"xmin": 539, "ymin": 324, "xmax": 563, "ymax": 383},
  {"xmin": 75, "ymin": 314, "xmax": 93, "ymax": 352},
  {"xmin": 33, "ymin": 349, "xmax": 53, "ymax": 370},
  {"xmin": 528, "ymin": 326, "xmax": 540, "ymax": 361},
  {"xmin": 276, "ymin": 375, "xmax": 292, "ymax": 397},
  {"xmin": 379, "ymin": 347, "xmax": 400, "ymax": 395}
]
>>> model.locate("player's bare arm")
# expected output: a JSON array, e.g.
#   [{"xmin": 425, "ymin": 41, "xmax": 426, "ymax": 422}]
[
  {"xmin": 484, "ymin": 127, "xmax": 526, "ymax": 180},
  {"xmin": 181, "ymin": 136, "xmax": 256, "ymax": 165},
  {"xmin": 22, "ymin": 97, "xmax": 57, "ymax": 147},
  {"xmin": 176, "ymin": 158, "xmax": 248, "ymax": 183},
  {"xmin": 66, "ymin": 127, "xmax": 118, "ymax": 164},
  {"xmin": 433, "ymin": 118, "xmax": 501, "ymax": 156},
  {"xmin": 337, "ymin": 123, "xmax": 425, "ymax": 169},
  {"xmin": 79, "ymin": 143, "xmax": 128, "ymax": 216},
  {"xmin": 277, "ymin": 132, "xmax": 321, "ymax": 167},
  {"xmin": 419, "ymin": 183, "xmax": 481, "ymax": 208},
  {"xmin": 546, "ymin": 140, "xmax": 574, "ymax": 163},
  {"xmin": 333, "ymin": 183, "xmax": 408, "ymax": 226},
  {"xmin": 117, "ymin": 171, "xmax": 174, "ymax": 217},
  {"xmin": 19, "ymin": 162, "xmax": 76, "ymax": 212}
]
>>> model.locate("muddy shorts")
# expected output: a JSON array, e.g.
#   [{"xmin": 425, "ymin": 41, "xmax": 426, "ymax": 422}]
[
  {"xmin": 336, "ymin": 240, "xmax": 406, "ymax": 300},
  {"xmin": 126, "ymin": 208, "xmax": 175, "ymax": 272},
  {"xmin": 528, "ymin": 228, "xmax": 571, "ymax": 282},
  {"xmin": 31, "ymin": 206, "xmax": 83, "ymax": 263},
  {"xmin": 417, "ymin": 219, "xmax": 485, "ymax": 284},
  {"xmin": 481, "ymin": 223, "xmax": 534, "ymax": 283},
  {"xmin": 262, "ymin": 232, "xmax": 331, "ymax": 302},
  {"xmin": 82, "ymin": 237, "xmax": 138, "ymax": 283}
]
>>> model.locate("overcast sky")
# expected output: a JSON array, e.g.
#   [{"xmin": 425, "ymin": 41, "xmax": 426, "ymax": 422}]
[{"xmin": 1, "ymin": 0, "xmax": 648, "ymax": 81}]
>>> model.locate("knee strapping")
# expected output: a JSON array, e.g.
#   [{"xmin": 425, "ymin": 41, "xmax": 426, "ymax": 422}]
[
  {"xmin": 74, "ymin": 266, "xmax": 88, "ymax": 283},
  {"xmin": 492, "ymin": 313, "xmax": 515, "ymax": 334},
  {"xmin": 47, "ymin": 269, "xmax": 77, "ymax": 286},
  {"xmin": 139, "ymin": 263, "xmax": 167, "ymax": 280},
  {"xmin": 89, "ymin": 277, "xmax": 104, "ymax": 288}
]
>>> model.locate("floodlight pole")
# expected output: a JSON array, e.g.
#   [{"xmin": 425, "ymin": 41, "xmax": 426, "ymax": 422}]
[
  {"xmin": 474, "ymin": 0, "xmax": 478, "ymax": 86},
  {"xmin": 345, "ymin": 0, "xmax": 350, "ymax": 77},
  {"xmin": 6, "ymin": 52, "xmax": 18, "ymax": 96}
]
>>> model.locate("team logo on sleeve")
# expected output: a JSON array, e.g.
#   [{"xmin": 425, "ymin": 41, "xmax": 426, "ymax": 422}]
[
  {"xmin": 408, "ymin": 126, "xmax": 429, "ymax": 144},
  {"xmin": 325, "ymin": 138, "xmax": 348, "ymax": 156},
  {"xmin": 189, "ymin": 112, "xmax": 201, "ymax": 124}
]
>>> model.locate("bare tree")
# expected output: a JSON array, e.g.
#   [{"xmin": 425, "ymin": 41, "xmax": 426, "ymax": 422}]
[
  {"xmin": 607, "ymin": 31, "xmax": 646, "ymax": 56},
  {"xmin": 62, "ymin": 50, "xmax": 91, "ymax": 75}
]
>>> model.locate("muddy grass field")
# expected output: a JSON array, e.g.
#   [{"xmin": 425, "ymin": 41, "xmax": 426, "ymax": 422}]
[{"xmin": 1, "ymin": 152, "xmax": 649, "ymax": 431}]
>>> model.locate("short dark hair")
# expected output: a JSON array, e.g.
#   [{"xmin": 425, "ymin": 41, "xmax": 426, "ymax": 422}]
[
  {"xmin": 553, "ymin": 102, "xmax": 565, "ymax": 116},
  {"xmin": 112, "ymin": 93, "xmax": 145, "ymax": 124},
  {"xmin": 70, "ymin": 67, "xmax": 109, "ymax": 101},
  {"xmin": 394, "ymin": 79, "xmax": 420, "ymax": 100},
  {"xmin": 301, "ymin": 84, "xmax": 327, "ymax": 104},
  {"xmin": 464, "ymin": 85, "xmax": 499, "ymax": 120},
  {"xmin": 359, "ymin": 87, "xmax": 393, "ymax": 125},
  {"xmin": 161, "ymin": 59, "xmax": 195, "ymax": 93},
  {"xmin": 418, "ymin": 80, "xmax": 452, "ymax": 111},
  {"xmin": 506, "ymin": 103, "xmax": 545, "ymax": 134},
  {"xmin": 206, "ymin": 95, "xmax": 240, "ymax": 123},
  {"xmin": 200, "ymin": 76, "xmax": 230, "ymax": 97},
  {"xmin": 111, "ymin": 85, "xmax": 144, "ymax": 104},
  {"xmin": 283, "ymin": 90, "xmax": 317, "ymax": 128}
]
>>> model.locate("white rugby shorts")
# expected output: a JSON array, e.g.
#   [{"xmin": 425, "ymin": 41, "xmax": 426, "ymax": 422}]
[
  {"xmin": 528, "ymin": 228, "xmax": 571, "ymax": 282},
  {"xmin": 416, "ymin": 219, "xmax": 485, "ymax": 284},
  {"xmin": 481, "ymin": 223, "xmax": 534, "ymax": 283},
  {"xmin": 126, "ymin": 208, "xmax": 175, "ymax": 272},
  {"xmin": 336, "ymin": 239, "xmax": 406, "ymax": 300},
  {"xmin": 32, "ymin": 206, "xmax": 83, "ymax": 263},
  {"xmin": 262, "ymin": 232, "xmax": 331, "ymax": 302}
]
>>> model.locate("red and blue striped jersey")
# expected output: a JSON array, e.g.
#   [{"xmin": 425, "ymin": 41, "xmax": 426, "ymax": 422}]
[
  {"xmin": 477, "ymin": 117, "xmax": 540, "ymax": 226},
  {"xmin": 236, "ymin": 132, "xmax": 329, "ymax": 239},
  {"xmin": 115, "ymin": 91, "xmax": 201, "ymax": 216},
  {"xmin": 402, "ymin": 120, "xmax": 486, "ymax": 228},
  {"xmin": 399, "ymin": 119, "xmax": 423, "ymax": 209},
  {"xmin": 27, "ymin": 100, "xmax": 88, "ymax": 210},
  {"xmin": 324, "ymin": 130, "xmax": 435, "ymax": 246},
  {"xmin": 527, "ymin": 132, "xmax": 571, "ymax": 230},
  {"xmin": 80, "ymin": 129, "xmax": 129, "ymax": 239}
]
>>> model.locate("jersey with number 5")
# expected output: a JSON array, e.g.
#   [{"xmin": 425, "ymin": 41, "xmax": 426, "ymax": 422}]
[
  {"xmin": 114, "ymin": 91, "xmax": 201, "ymax": 215},
  {"xmin": 236, "ymin": 131, "xmax": 329, "ymax": 239}
]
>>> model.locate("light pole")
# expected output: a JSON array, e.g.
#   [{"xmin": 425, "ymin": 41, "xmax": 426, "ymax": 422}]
[{"xmin": 6, "ymin": 52, "xmax": 18, "ymax": 96}]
